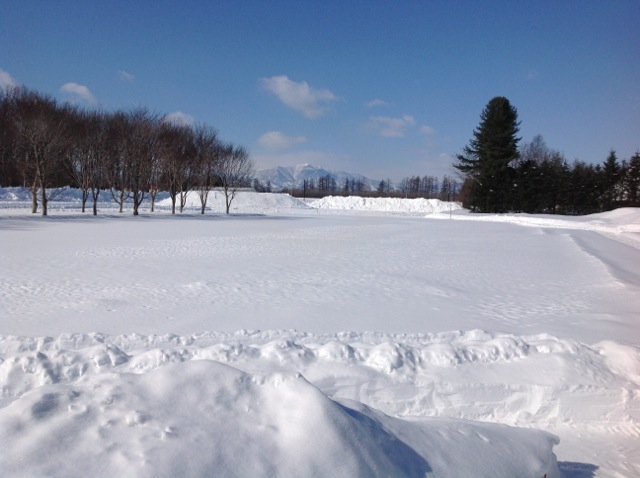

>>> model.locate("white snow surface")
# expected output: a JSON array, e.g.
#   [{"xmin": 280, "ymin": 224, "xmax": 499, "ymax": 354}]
[
  {"xmin": 310, "ymin": 195, "xmax": 462, "ymax": 214},
  {"xmin": 1, "ymin": 188, "xmax": 640, "ymax": 477}
]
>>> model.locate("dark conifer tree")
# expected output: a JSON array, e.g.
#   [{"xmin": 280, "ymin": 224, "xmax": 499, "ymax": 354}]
[
  {"xmin": 624, "ymin": 152, "xmax": 640, "ymax": 205},
  {"xmin": 454, "ymin": 97, "xmax": 520, "ymax": 212},
  {"xmin": 600, "ymin": 149, "xmax": 620, "ymax": 210}
]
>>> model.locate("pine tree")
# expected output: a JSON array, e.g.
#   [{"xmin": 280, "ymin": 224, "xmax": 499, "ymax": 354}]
[
  {"xmin": 600, "ymin": 149, "xmax": 620, "ymax": 210},
  {"xmin": 624, "ymin": 152, "xmax": 640, "ymax": 205},
  {"xmin": 453, "ymin": 97, "xmax": 520, "ymax": 212}
]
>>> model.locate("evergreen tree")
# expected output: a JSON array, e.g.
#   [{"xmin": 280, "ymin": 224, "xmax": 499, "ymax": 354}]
[
  {"xmin": 567, "ymin": 161, "xmax": 601, "ymax": 215},
  {"xmin": 453, "ymin": 97, "xmax": 520, "ymax": 212},
  {"xmin": 600, "ymin": 149, "xmax": 620, "ymax": 210},
  {"xmin": 623, "ymin": 152, "xmax": 640, "ymax": 205},
  {"xmin": 513, "ymin": 135, "xmax": 568, "ymax": 214}
]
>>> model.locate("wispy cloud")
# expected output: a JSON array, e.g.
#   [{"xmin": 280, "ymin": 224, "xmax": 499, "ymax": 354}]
[
  {"xmin": 365, "ymin": 99, "xmax": 389, "ymax": 108},
  {"xmin": 164, "ymin": 111, "xmax": 195, "ymax": 126},
  {"xmin": 367, "ymin": 115, "xmax": 416, "ymax": 138},
  {"xmin": 419, "ymin": 124, "xmax": 436, "ymax": 136},
  {"xmin": 0, "ymin": 69, "xmax": 19, "ymax": 89},
  {"xmin": 60, "ymin": 82, "xmax": 97, "ymax": 105},
  {"xmin": 259, "ymin": 131, "xmax": 306, "ymax": 150},
  {"xmin": 118, "ymin": 70, "xmax": 135, "ymax": 82},
  {"xmin": 260, "ymin": 75, "xmax": 339, "ymax": 119}
]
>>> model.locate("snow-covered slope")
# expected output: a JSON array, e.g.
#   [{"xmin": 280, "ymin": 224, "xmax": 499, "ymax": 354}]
[{"xmin": 1, "ymin": 188, "xmax": 639, "ymax": 477}]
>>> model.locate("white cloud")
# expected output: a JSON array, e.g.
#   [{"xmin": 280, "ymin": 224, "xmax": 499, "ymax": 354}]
[
  {"xmin": 365, "ymin": 99, "xmax": 389, "ymax": 108},
  {"xmin": 260, "ymin": 75, "xmax": 339, "ymax": 119},
  {"xmin": 118, "ymin": 70, "xmax": 135, "ymax": 82},
  {"xmin": 367, "ymin": 115, "xmax": 416, "ymax": 138},
  {"xmin": 259, "ymin": 131, "xmax": 306, "ymax": 150},
  {"xmin": 419, "ymin": 124, "xmax": 436, "ymax": 136},
  {"xmin": 164, "ymin": 111, "xmax": 195, "ymax": 126},
  {"xmin": 60, "ymin": 82, "xmax": 97, "ymax": 104},
  {"xmin": 0, "ymin": 69, "xmax": 19, "ymax": 89}
]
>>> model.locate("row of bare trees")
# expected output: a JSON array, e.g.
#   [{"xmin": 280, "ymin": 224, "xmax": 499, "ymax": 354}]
[
  {"xmin": 396, "ymin": 175, "xmax": 460, "ymax": 200},
  {"xmin": 0, "ymin": 87, "xmax": 254, "ymax": 215}
]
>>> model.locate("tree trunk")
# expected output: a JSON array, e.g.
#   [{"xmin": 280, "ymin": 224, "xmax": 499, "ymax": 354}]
[
  {"xmin": 91, "ymin": 188, "xmax": 99, "ymax": 216},
  {"xmin": 199, "ymin": 191, "xmax": 208, "ymax": 214},
  {"xmin": 40, "ymin": 184, "xmax": 48, "ymax": 216},
  {"xmin": 150, "ymin": 190, "xmax": 157, "ymax": 212},
  {"xmin": 225, "ymin": 191, "xmax": 231, "ymax": 214},
  {"xmin": 169, "ymin": 192, "xmax": 177, "ymax": 214},
  {"xmin": 31, "ymin": 182, "xmax": 38, "ymax": 214},
  {"xmin": 81, "ymin": 189, "xmax": 89, "ymax": 213},
  {"xmin": 179, "ymin": 190, "xmax": 188, "ymax": 213}
]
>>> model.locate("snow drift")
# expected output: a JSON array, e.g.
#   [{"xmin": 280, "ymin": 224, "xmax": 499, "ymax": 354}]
[{"xmin": 0, "ymin": 357, "xmax": 559, "ymax": 478}]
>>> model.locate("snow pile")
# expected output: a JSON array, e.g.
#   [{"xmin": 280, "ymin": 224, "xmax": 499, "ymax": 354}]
[
  {"xmin": 2, "ymin": 330, "xmax": 638, "ymax": 433},
  {"xmin": 0, "ymin": 187, "xmax": 310, "ymax": 214},
  {"xmin": 156, "ymin": 190, "xmax": 310, "ymax": 213},
  {"xmin": 310, "ymin": 195, "xmax": 462, "ymax": 214},
  {"xmin": 0, "ymin": 356, "xmax": 560, "ymax": 478}
]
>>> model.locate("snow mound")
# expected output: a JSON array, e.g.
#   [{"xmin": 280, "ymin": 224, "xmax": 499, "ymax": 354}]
[
  {"xmin": 310, "ymin": 196, "xmax": 462, "ymax": 214},
  {"xmin": 2, "ymin": 330, "xmax": 638, "ymax": 448},
  {"xmin": 0, "ymin": 359, "xmax": 559, "ymax": 478},
  {"xmin": 0, "ymin": 187, "xmax": 310, "ymax": 214},
  {"xmin": 156, "ymin": 191, "xmax": 310, "ymax": 213}
]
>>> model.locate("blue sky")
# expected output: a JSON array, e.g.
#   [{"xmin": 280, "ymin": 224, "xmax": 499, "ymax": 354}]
[{"xmin": 1, "ymin": 0, "xmax": 638, "ymax": 181}]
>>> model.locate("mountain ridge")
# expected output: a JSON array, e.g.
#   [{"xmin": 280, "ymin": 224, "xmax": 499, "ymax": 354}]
[{"xmin": 255, "ymin": 163, "xmax": 378, "ymax": 192}]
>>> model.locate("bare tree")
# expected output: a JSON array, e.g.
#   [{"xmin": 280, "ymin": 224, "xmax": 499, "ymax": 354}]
[
  {"xmin": 158, "ymin": 121, "xmax": 196, "ymax": 214},
  {"xmin": 13, "ymin": 89, "xmax": 72, "ymax": 215},
  {"xmin": 193, "ymin": 124, "xmax": 220, "ymax": 214},
  {"xmin": 217, "ymin": 144, "xmax": 254, "ymax": 214},
  {"xmin": 86, "ymin": 111, "xmax": 109, "ymax": 215},
  {"xmin": 69, "ymin": 109, "xmax": 111, "ymax": 215},
  {"xmin": 106, "ymin": 111, "xmax": 132, "ymax": 213},
  {"xmin": 126, "ymin": 109, "xmax": 160, "ymax": 216},
  {"xmin": 67, "ymin": 110, "xmax": 88, "ymax": 211}
]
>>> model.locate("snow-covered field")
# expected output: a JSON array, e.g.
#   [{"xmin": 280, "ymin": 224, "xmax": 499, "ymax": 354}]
[{"xmin": 1, "ymin": 188, "xmax": 639, "ymax": 477}]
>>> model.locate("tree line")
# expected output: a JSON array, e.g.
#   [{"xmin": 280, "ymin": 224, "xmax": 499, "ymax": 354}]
[
  {"xmin": 454, "ymin": 96, "xmax": 639, "ymax": 214},
  {"xmin": 261, "ymin": 174, "xmax": 461, "ymax": 201},
  {"xmin": 395, "ymin": 175, "xmax": 460, "ymax": 200},
  {"xmin": 0, "ymin": 87, "xmax": 254, "ymax": 216}
]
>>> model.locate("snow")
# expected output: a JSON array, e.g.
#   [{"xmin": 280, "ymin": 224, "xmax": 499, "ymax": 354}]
[
  {"xmin": 310, "ymin": 195, "xmax": 462, "ymax": 214},
  {"xmin": 1, "ymin": 188, "xmax": 639, "ymax": 477}
]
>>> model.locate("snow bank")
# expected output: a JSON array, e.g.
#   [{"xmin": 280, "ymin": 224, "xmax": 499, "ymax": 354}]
[
  {"xmin": 0, "ymin": 187, "xmax": 310, "ymax": 214},
  {"xmin": 429, "ymin": 207, "xmax": 640, "ymax": 250},
  {"xmin": 311, "ymin": 195, "xmax": 462, "ymax": 214},
  {"xmin": 156, "ymin": 190, "xmax": 310, "ymax": 213},
  {"xmin": 2, "ymin": 330, "xmax": 637, "ymax": 432},
  {"xmin": 4, "ymin": 329, "xmax": 640, "ymax": 476},
  {"xmin": 0, "ymin": 348, "xmax": 560, "ymax": 478}
]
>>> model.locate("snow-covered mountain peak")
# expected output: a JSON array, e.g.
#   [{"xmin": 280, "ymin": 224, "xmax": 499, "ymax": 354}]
[{"xmin": 256, "ymin": 164, "xmax": 376, "ymax": 191}]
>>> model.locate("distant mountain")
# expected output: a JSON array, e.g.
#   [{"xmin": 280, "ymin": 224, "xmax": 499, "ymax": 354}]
[{"xmin": 255, "ymin": 164, "xmax": 378, "ymax": 192}]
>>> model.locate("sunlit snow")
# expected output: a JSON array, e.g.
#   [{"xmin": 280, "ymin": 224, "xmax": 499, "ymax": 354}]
[{"xmin": 1, "ymin": 188, "xmax": 639, "ymax": 477}]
